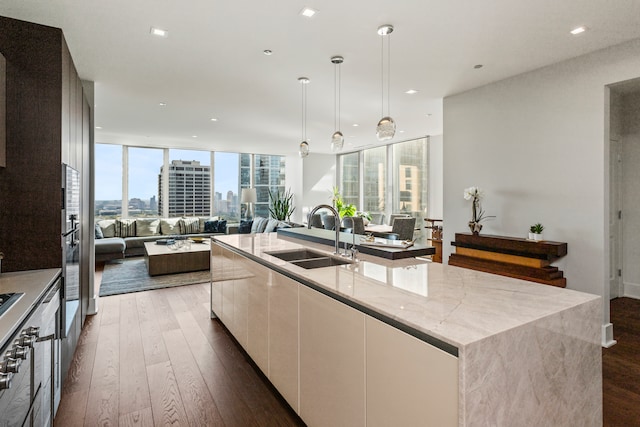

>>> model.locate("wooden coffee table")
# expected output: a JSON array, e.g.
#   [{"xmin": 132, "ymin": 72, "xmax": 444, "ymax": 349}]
[{"xmin": 144, "ymin": 240, "xmax": 211, "ymax": 276}]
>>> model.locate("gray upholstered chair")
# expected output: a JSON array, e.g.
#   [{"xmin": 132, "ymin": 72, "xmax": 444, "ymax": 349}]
[
  {"xmin": 391, "ymin": 217, "xmax": 416, "ymax": 241},
  {"xmin": 342, "ymin": 216, "xmax": 365, "ymax": 234},
  {"xmin": 389, "ymin": 213, "xmax": 411, "ymax": 226},
  {"xmin": 322, "ymin": 214, "xmax": 336, "ymax": 230},
  {"xmin": 309, "ymin": 213, "xmax": 324, "ymax": 228},
  {"xmin": 369, "ymin": 213, "xmax": 385, "ymax": 225}
]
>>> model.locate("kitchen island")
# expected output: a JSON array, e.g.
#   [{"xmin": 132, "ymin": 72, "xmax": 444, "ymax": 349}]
[{"xmin": 210, "ymin": 232, "xmax": 601, "ymax": 426}]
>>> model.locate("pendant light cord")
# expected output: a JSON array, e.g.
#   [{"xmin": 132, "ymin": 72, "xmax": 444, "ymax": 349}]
[{"xmin": 380, "ymin": 30, "xmax": 392, "ymax": 117}]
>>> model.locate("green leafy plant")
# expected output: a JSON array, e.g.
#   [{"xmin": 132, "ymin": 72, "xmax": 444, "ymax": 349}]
[
  {"xmin": 356, "ymin": 211, "xmax": 372, "ymax": 221},
  {"xmin": 330, "ymin": 186, "xmax": 356, "ymax": 218},
  {"xmin": 268, "ymin": 188, "xmax": 295, "ymax": 221},
  {"xmin": 530, "ymin": 223, "xmax": 544, "ymax": 234}
]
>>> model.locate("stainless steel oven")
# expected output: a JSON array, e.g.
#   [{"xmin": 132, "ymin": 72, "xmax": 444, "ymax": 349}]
[{"xmin": 0, "ymin": 278, "xmax": 60, "ymax": 426}]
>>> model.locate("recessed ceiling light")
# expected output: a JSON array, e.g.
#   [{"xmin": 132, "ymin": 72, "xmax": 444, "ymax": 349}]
[
  {"xmin": 150, "ymin": 27, "xmax": 168, "ymax": 38},
  {"xmin": 159, "ymin": 102, "xmax": 167, "ymax": 106},
  {"xmin": 192, "ymin": 135, "xmax": 198, "ymax": 138},
  {"xmin": 405, "ymin": 89, "xmax": 419, "ymax": 95},
  {"xmin": 473, "ymin": 64, "xmax": 483, "ymax": 69},
  {"xmin": 570, "ymin": 26, "xmax": 587, "ymax": 35},
  {"xmin": 399, "ymin": 130, "xmax": 405, "ymax": 133},
  {"xmin": 210, "ymin": 117, "xmax": 218, "ymax": 122},
  {"xmin": 352, "ymin": 123, "xmax": 359, "ymax": 127},
  {"xmin": 300, "ymin": 7, "xmax": 317, "ymax": 18},
  {"xmin": 95, "ymin": 126, "xmax": 102, "ymax": 130},
  {"xmin": 263, "ymin": 49, "xmax": 273, "ymax": 56}
]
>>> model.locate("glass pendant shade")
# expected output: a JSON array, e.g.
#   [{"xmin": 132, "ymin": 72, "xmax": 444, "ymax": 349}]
[
  {"xmin": 331, "ymin": 131, "xmax": 344, "ymax": 152},
  {"xmin": 299, "ymin": 141, "xmax": 310, "ymax": 157},
  {"xmin": 376, "ymin": 116, "xmax": 396, "ymax": 141},
  {"xmin": 298, "ymin": 77, "xmax": 310, "ymax": 157},
  {"xmin": 330, "ymin": 56, "xmax": 344, "ymax": 152}
]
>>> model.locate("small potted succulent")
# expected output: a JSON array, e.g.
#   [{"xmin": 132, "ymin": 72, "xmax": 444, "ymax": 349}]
[{"xmin": 529, "ymin": 223, "xmax": 544, "ymax": 241}]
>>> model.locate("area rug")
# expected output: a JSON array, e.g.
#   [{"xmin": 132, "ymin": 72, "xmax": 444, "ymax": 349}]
[{"xmin": 100, "ymin": 258, "xmax": 211, "ymax": 296}]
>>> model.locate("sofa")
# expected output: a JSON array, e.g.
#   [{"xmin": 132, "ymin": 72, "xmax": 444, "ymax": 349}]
[
  {"xmin": 236, "ymin": 216, "xmax": 294, "ymax": 234},
  {"xmin": 94, "ymin": 216, "xmax": 229, "ymax": 262}
]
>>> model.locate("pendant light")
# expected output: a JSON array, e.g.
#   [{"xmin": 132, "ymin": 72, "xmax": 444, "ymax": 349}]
[
  {"xmin": 298, "ymin": 77, "xmax": 310, "ymax": 158},
  {"xmin": 376, "ymin": 24, "xmax": 395, "ymax": 141},
  {"xmin": 330, "ymin": 55, "xmax": 344, "ymax": 152}
]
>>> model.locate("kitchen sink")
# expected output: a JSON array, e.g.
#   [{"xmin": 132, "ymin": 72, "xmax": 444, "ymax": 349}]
[
  {"xmin": 265, "ymin": 249, "xmax": 328, "ymax": 262},
  {"xmin": 290, "ymin": 257, "xmax": 353, "ymax": 269}
]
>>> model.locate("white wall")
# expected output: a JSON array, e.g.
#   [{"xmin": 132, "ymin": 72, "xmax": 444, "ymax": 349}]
[
  {"xmin": 443, "ymin": 37, "xmax": 640, "ymax": 340},
  {"xmin": 621, "ymin": 91, "xmax": 640, "ymax": 298},
  {"xmin": 289, "ymin": 152, "xmax": 336, "ymax": 224}
]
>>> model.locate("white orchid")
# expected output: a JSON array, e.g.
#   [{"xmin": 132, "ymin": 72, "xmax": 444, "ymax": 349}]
[
  {"xmin": 463, "ymin": 186, "xmax": 484, "ymax": 201},
  {"xmin": 464, "ymin": 186, "xmax": 494, "ymax": 225}
]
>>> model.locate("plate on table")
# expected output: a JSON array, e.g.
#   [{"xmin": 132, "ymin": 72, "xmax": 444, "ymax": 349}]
[{"xmin": 190, "ymin": 237, "xmax": 207, "ymax": 243}]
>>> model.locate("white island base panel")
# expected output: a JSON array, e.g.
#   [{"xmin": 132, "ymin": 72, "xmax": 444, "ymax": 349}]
[{"xmin": 210, "ymin": 233, "xmax": 602, "ymax": 426}]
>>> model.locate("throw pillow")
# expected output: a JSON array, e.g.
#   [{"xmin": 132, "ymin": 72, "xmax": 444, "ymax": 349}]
[
  {"xmin": 215, "ymin": 219, "xmax": 227, "ymax": 234},
  {"xmin": 180, "ymin": 217, "xmax": 200, "ymax": 234},
  {"xmin": 160, "ymin": 218, "xmax": 182, "ymax": 235},
  {"xmin": 135, "ymin": 218, "xmax": 160, "ymax": 237},
  {"xmin": 238, "ymin": 220, "xmax": 253, "ymax": 234},
  {"xmin": 199, "ymin": 216, "xmax": 219, "ymax": 233},
  {"xmin": 97, "ymin": 219, "xmax": 116, "ymax": 238},
  {"xmin": 116, "ymin": 219, "xmax": 136, "ymax": 237},
  {"xmin": 263, "ymin": 218, "xmax": 280, "ymax": 233},
  {"xmin": 251, "ymin": 217, "xmax": 268, "ymax": 233},
  {"xmin": 204, "ymin": 220, "xmax": 219, "ymax": 233},
  {"xmin": 94, "ymin": 223, "xmax": 104, "ymax": 239}
]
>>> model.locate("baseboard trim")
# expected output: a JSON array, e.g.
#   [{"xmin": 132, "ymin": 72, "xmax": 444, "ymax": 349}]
[
  {"xmin": 602, "ymin": 323, "xmax": 617, "ymax": 348},
  {"xmin": 623, "ymin": 281, "xmax": 640, "ymax": 299},
  {"xmin": 88, "ymin": 295, "xmax": 99, "ymax": 315}
]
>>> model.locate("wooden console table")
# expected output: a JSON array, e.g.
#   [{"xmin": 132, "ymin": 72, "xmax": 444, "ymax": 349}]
[
  {"xmin": 449, "ymin": 233, "xmax": 568, "ymax": 287},
  {"xmin": 424, "ymin": 218, "xmax": 443, "ymax": 263}
]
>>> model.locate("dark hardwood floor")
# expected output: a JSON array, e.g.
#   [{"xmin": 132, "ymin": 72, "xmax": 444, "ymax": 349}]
[
  {"xmin": 54, "ymin": 281, "xmax": 304, "ymax": 426},
  {"xmin": 603, "ymin": 297, "xmax": 640, "ymax": 427},
  {"xmin": 55, "ymin": 269, "xmax": 639, "ymax": 426}
]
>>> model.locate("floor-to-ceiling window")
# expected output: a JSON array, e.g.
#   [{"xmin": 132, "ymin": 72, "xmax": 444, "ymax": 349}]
[
  {"xmin": 94, "ymin": 145, "xmax": 285, "ymax": 224},
  {"xmin": 340, "ymin": 152, "xmax": 359, "ymax": 207},
  {"xmin": 392, "ymin": 138, "xmax": 428, "ymax": 223},
  {"xmin": 363, "ymin": 146, "xmax": 386, "ymax": 216},
  {"xmin": 95, "ymin": 144, "xmax": 122, "ymax": 219},
  {"xmin": 128, "ymin": 147, "xmax": 163, "ymax": 218},
  {"xmin": 253, "ymin": 154, "xmax": 286, "ymax": 218},
  {"xmin": 337, "ymin": 137, "xmax": 429, "ymax": 223},
  {"xmin": 213, "ymin": 152, "xmax": 240, "ymax": 221}
]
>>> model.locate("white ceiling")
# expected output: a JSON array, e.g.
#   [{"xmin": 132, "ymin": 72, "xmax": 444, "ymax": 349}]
[{"xmin": 3, "ymin": 0, "xmax": 640, "ymax": 156}]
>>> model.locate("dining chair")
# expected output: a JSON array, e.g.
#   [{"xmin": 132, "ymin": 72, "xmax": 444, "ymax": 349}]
[
  {"xmin": 369, "ymin": 213, "xmax": 385, "ymax": 225},
  {"xmin": 389, "ymin": 213, "xmax": 411, "ymax": 226},
  {"xmin": 391, "ymin": 217, "xmax": 416, "ymax": 241},
  {"xmin": 309, "ymin": 213, "xmax": 324, "ymax": 228},
  {"xmin": 342, "ymin": 216, "xmax": 365, "ymax": 234}
]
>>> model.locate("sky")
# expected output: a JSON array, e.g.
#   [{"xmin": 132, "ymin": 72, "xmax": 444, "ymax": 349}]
[{"xmin": 95, "ymin": 145, "xmax": 239, "ymax": 201}]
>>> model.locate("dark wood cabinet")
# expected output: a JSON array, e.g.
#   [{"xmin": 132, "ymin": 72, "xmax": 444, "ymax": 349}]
[{"xmin": 449, "ymin": 233, "xmax": 568, "ymax": 287}]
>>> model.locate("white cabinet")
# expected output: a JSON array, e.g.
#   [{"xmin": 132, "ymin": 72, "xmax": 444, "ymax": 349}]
[
  {"xmin": 244, "ymin": 257, "xmax": 269, "ymax": 372},
  {"xmin": 268, "ymin": 272, "xmax": 299, "ymax": 411},
  {"xmin": 299, "ymin": 285, "xmax": 366, "ymax": 427},
  {"xmin": 210, "ymin": 243, "xmax": 459, "ymax": 426},
  {"xmin": 366, "ymin": 317, "xmax": 458, "ymax": 427},
  {"xmin": 210, "ymin": 243, "xmax": 223, "ymax": 317}
]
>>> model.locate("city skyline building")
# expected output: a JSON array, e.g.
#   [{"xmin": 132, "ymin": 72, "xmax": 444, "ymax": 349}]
[{"xmin": 158, "ymin": 160, "xmax": 211, "ymax": 217}]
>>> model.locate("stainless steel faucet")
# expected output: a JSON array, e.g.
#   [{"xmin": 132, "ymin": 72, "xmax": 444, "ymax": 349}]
[{"xmin": 308, "ymin": 204, "xmax": 341, "ymax": 255}]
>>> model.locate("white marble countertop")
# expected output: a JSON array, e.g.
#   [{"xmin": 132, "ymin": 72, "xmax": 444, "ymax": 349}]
[
  {"xmin": 213, "ymin": 233, "xmax": 599, "ymax": 349},
  {"xmin": 0, "ymin": 268, "xmax": 61, "ymax": 348}
]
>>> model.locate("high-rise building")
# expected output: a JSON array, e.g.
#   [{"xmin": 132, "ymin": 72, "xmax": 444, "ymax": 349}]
[{"xmin": 158, "ymin": 160, "xmax": 211, "ymax": 217}]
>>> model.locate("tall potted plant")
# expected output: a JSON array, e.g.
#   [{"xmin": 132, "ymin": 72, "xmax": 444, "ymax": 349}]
[{"xmin": 268, "ymin": 188, "xmax": 295, "ymax": 221}]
